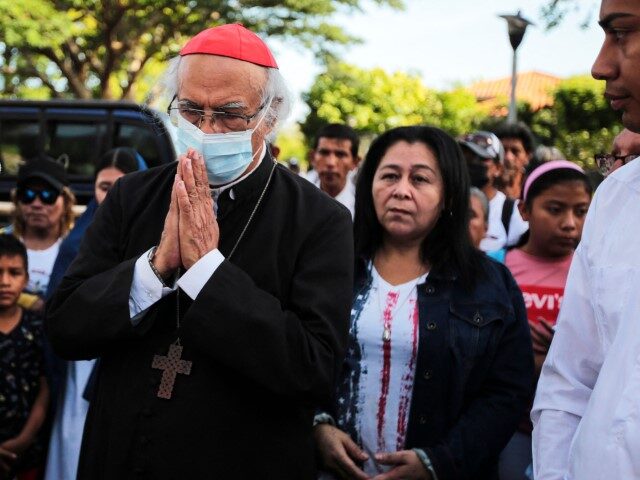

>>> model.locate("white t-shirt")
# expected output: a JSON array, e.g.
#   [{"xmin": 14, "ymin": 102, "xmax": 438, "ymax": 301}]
[
  {"xmin": 480, "ymin": 190, "xmax": 529, "ymax": 252},
  {"xmin": 321, "ymin": 267, "xmax": 428, "ymax": 479},
  {"xmin": 26, "ymin": 239, "xmax": 62, "ymax": 295},
  {"xmin": 334, "ymin": 181, "xmax": 355, "ymax": 218},
  {"xmin": 306, "ymin": 170, "xmax": 356, "ymax": 218}
]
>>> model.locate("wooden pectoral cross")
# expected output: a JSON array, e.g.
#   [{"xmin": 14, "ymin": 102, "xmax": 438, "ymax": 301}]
[{"xmin": 152, "ymin": 343, "xmax": 192, "ymax": 400}]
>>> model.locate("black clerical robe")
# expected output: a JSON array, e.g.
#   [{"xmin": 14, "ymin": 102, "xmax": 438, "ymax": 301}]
[{"xmin": 46, "ymin": 155, "xmax": 353, "ymax": 479}]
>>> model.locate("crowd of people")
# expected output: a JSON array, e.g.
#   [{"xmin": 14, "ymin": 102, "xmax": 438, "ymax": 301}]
[{"xmin": 1, "ymin": 1, "xmax": 639, "ymax": 478}]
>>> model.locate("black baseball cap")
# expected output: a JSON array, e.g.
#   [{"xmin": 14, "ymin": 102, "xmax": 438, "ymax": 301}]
[{"xmin": 17, "ymin": 155, "xmax": 69, "ymax": 192}]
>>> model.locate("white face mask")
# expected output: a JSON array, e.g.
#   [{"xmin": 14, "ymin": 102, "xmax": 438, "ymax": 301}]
[{"xmin": 176, "ymin": 99, "xmax": 271, "ymax": 186}]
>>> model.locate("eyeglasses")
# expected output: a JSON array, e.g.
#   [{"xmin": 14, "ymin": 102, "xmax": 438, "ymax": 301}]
[
  {"xmin": 167, "ymin": 95, "xmax": 265, "ymax": 131},
  {"xmin": 17, "ymin": 187, "xmax": 60, "ymax": 205},
  {"xmin": 594, "ymin": 153, "xmax": 639, "ymax": 175}
]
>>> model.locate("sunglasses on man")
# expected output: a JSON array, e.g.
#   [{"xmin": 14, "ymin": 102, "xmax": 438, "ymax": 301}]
[{"xmin": 17, "ymin": 187, "xmax": 60, "ymax": 205}]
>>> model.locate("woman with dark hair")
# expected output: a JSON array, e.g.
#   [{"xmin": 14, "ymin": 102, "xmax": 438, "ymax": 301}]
[
  {"xmin": 43, "ymin": 147, "xmax": 145, "ymax": 480},
  {"xmin": 314, "ymin": 126, "xmax": 533, "ymax": 480}
]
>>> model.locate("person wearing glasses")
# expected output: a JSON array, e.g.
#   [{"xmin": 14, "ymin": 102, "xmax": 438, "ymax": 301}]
[
  {"xmin": 595, "ymin": 128, "xmax": 640, "ymax": 176},
  {"xmin": 0, "ymin": 155, "xmax": 75, "ymax": 312},
  {"xmin": 45, "ymin": 24, "xmax": 353, "ymax": 479}
]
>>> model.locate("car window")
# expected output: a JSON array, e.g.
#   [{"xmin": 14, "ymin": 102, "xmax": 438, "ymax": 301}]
[
  {"xmin": 0, "ymin": 119, "xmax": 40, "ymax": 175},
  {"xmin": 114, "ymin": 122, "xmax": 165, "ymax": 168},
  {"xmin": 44, "ymin": 120, "xmax": 107, "ymax": 177}
]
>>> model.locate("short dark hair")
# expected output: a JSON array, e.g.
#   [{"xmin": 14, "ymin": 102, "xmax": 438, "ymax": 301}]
[
  {"xmin": 0, "ymin": 234, "xmax": 28, "ymax": 271},
  {"xmin": 95, "ymin": 147, "xmax": 140, "ymax": 178},
  {"xmin": 354, "ymin": 126, "xmax": 482, "ymax": 289},
  {"xmin": 493, "ymin": 121, "xmax": 536, "ymax": 154},
  {"xmin": 313, "ymin": 123, "xmax": 360, "ymax": 158}
]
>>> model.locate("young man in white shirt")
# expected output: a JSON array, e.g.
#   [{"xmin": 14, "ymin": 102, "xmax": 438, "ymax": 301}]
[
  {"xmin": 309, "ymin": 124, "xmax": 361, "ymax": 218},
  {"xmin": 532, "ymin": 1, "xmax": 640, "ymax": 478}
]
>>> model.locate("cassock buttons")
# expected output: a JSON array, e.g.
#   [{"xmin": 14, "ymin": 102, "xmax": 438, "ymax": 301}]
[
  {"xmin": 229, "ymin": 188, "xmax": 235, "ymax": 200},
  {"xmin": 427, "ymin": 322, "xmax": 437, "ymax": 331}
]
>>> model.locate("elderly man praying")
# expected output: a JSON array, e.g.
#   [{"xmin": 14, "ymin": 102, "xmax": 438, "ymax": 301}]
[{"xmin": 46, "ymin": 24, "xmax": 353, "ymax": 479}]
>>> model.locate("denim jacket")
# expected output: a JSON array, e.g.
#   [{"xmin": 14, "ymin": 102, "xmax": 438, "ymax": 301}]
[{"xmin": 333, "ymin": 255, "xmax": 534, "ymax": 480}]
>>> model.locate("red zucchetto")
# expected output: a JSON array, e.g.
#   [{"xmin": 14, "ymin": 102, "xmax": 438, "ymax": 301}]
[{"xmin": 180, "ymin": 23, "xmax": 278, "ymax": 69}]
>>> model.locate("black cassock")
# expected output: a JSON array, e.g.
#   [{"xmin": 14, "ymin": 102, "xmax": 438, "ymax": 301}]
[{"xmin": 46, "ymin": 155, "xmax": 353, "ymax": 479}]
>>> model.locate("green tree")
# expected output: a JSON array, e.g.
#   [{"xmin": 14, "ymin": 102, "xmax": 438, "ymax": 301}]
[
  {"xmin": 437, "ymin": 88, "xmax": 491, "ymax": 137},
  {"xmin": 542, "ymin": 75, "xmax": 621, "ymax": 167},
  {"xmin": 484, "ymin": 75, "xmax": 621, "ymax": 168},
  {"xmin": 301, "ymin": 62, "xmax": 487, "ymax": 144},
  {"xmin": 0, "ymin": 0, "xmax": 402, "ymax": 100},
  {"xmin": 478, "ymin": 75, "xmax": 619, "ymax": 168},
  {"xmin": 275, "ymin": 124, "xmax": 309, "ymax": 168}
]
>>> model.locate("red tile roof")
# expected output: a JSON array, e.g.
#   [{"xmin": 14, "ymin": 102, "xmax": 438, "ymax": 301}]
[{"xmin": 467, "ymin": 71, "xmax": 562, "ymax": 112}]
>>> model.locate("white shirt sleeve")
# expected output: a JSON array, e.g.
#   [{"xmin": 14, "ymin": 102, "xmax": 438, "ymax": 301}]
[
  {"xmin": 176, "ymin": 249, "xmax": 225, "ymax": 300},
  {"xmin": 129, "ymin": 248, "xmax": 225, "ymax": 324},
  {"xmin": 531, "ymin": 242, "xmax": 604, "ymax": 480},
  {"xmin": 129, "ymin": 248, "xmax": 177, "ymax": 324},
  {"xmin": 506, "ymin": 199, "xmax": 529, "ymax": 246}
]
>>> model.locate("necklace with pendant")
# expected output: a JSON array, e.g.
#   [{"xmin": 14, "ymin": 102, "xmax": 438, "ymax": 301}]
[
  {"xmin": 152, "ymin": 161, "xmax": 277, "ymax": 400},
  {"xmin": 374, "ymin": 267, "xmax": 425, "ymax": 343}
]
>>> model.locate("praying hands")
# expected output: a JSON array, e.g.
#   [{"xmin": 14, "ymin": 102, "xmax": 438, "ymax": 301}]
[{"xmin": 153, "ymin": 149, "xmax": 219, "ymax": 278}]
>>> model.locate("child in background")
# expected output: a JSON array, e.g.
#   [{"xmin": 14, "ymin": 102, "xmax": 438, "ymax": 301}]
[
  {"xmin": 0, "ymin": 235, "xmax": 49, "ymax": 480},
  {"xmin": 499, "ymin": 160, "xmax": 592, "ymax": 480}
]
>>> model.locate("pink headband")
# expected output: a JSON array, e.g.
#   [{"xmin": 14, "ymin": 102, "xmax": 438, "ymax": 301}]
[{"xmin": 522, "ymin": 160, "xmax": 585, "ymax": 202}]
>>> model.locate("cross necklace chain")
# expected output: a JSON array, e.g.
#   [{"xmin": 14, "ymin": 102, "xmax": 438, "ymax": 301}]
[{"xmin": 151, "ymin": 161, "xmax": 277, "ymax": 400}]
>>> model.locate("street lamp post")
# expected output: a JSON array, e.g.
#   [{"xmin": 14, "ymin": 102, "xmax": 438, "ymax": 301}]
[{"xmin": 499, "ymin": 11, "xmax": 534, "ymax": 123}]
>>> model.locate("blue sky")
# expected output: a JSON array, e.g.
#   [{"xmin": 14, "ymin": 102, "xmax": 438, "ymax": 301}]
[{"xmin": 270, "ymin": 0, "xmax": 603, "ymax": 122}]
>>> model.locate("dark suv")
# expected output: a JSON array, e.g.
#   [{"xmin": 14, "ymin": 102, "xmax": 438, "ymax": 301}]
[{"xmin": 0, "ymin": 99, "xmax": 176, "ymax": 205}]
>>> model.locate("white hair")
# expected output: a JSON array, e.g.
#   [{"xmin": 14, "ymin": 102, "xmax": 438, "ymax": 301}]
[
  {"xmin": 469, "ymin": 187, "xmax": 489, "ymax": 223},
  {"xmin": 151, "ymin": 55, "xmax": 292, "ymax": 135}
]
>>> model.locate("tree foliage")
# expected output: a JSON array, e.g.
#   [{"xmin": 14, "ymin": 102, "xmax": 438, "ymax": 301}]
[
  {"xmin": 540, "ymin": 0, "xmax": 598, "ymax": 29},
  {"xmin": 301, "ymin": 62, "xmax": 487, "ymax": 145},
  {"xmin": 0, "ymin": 0, "xmax": 402, "ymax": 100},
  {"xmin": 538, "ymin": 75, "xmax": 621, "ymax": 167},
  {"xmin": 275, "ymin": 124, "xmax": 309, "ymax": 167},
  {"xmin": 480, "ymin": 75, "xmax": 621, "ymax": 168},
  {"xmin": 304, "ymin": 63, "xmax": 620, "ymax": 170}
]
